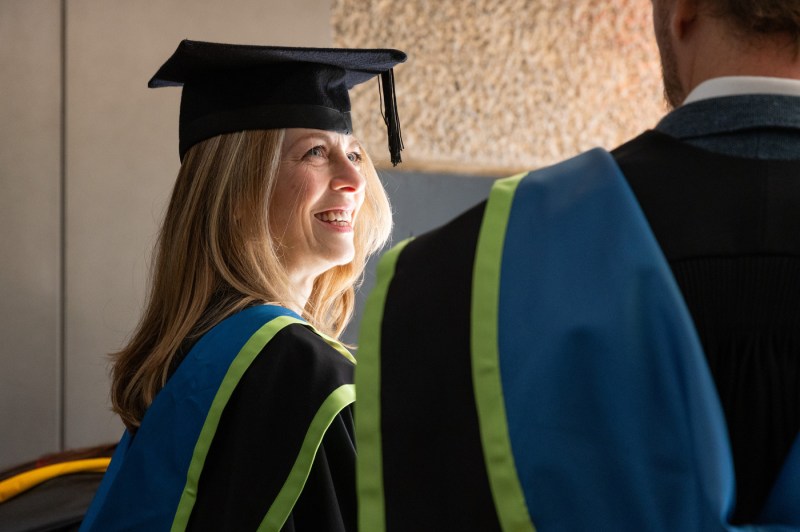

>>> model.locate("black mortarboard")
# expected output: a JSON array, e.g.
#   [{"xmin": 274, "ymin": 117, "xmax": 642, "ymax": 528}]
[{"xmin": 149, "ymin": 39, "xmax": 407, "ymax": 164}]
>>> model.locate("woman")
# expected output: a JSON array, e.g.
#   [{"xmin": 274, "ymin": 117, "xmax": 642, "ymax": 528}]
[{"xmin": 81, "ymin": 40, "xmax": 405, "ymax": 531}]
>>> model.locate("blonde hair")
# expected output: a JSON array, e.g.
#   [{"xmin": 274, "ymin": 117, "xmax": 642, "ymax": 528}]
[{"xmin": 111, "ymin": 129, "xmax": 392, "ymax": 430}]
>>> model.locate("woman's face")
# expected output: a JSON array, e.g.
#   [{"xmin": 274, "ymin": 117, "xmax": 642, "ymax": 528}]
[{"xmin": 270, "ymin": 128, "xmax": 367, "ymax": 283}]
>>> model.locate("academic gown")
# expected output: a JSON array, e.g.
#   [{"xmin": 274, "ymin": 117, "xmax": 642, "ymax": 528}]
[
  {"xmin": 356, "ymin": 133, "xmax": 800, "ymax": 531},
  {"xmin": 615, "ymin": 130, "xmax": 800, "ymax": 522},
  {"xmin": 81, "ymin": 305, "xmax": 356, "ymax": 532}
]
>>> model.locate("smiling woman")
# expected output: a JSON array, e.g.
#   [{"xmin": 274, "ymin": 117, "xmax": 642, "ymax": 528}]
[
  {"xmin": 79, "ymin": 40, "xmax": 404, "ymax": 532},
  {"xmin": 271, "ymin": 129, "xmax": 371, "ymax": 315}
]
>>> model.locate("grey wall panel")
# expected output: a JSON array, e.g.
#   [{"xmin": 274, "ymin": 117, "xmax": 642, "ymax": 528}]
[
  {"xmin": 64, "ymin": 0, "xmax": 334, "ymax": 449},
  {"xmin": 0, "ymin": 1, "xmax": 63, "ymax": 469},
  {"xmin": 342, "ymin": 171, "xmax": 497, "ymax": 345}
]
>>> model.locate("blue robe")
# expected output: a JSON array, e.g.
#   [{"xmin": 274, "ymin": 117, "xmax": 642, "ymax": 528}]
[
  {"xmin": 356, "ymin": 149, "xmax": 800, "ymax": 531},
  {"xmin": 82, "ymin": 305, "xmax": 356, "ymax": 531}
]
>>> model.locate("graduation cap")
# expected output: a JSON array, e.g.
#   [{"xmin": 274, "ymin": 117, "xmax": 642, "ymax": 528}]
[{"xmin": 149, "ymin": 39, "xmax": 407, "ymax": 164}]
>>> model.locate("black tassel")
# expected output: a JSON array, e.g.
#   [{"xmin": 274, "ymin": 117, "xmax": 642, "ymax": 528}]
[{"xmin": 379, "ymin": 68, "xmax": 403, "ymax": 166}]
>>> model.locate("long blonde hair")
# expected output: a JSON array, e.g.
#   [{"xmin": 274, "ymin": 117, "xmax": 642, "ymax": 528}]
[{"xmin": 111, "ymin": 129, "xmax": 392, "ymax": 430}]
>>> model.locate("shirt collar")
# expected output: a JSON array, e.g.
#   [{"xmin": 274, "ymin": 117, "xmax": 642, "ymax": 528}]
[{"xmin": 683, "ymin": 76, "xmax": 800, "ymax": 105}]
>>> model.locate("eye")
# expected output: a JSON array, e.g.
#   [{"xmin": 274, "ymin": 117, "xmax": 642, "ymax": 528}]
[
  {"xmin": 347, "ymin": 151, "xmax": 363, "ymax": 164},
  {"xmin": 305, "ymin": 145, "xmax": 325, "ymax": 158}
]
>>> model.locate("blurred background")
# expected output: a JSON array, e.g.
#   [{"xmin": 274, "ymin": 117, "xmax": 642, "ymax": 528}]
[{"xmin": 0, "ymin": 0, "xmax": 663, "ymax": 470}]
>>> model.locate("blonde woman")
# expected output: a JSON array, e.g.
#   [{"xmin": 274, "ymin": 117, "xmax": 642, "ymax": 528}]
[{"xmin": 81, "ymin": 40, "xmax": 405, "ymax": 532}]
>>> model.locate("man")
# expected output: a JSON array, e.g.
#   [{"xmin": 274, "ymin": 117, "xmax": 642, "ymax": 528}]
[{"xmin": 356, "ymin": 1, "xmax": 800, "ymax": 530}]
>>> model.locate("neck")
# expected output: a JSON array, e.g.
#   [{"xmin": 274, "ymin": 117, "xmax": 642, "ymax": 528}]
[
  {"xmin": 681, "ymin": 18, "xmax": 800, "ymax": 96},
  {"xmin": 287, "ymin": 271, "xmax": 315, "ymax": 315}
]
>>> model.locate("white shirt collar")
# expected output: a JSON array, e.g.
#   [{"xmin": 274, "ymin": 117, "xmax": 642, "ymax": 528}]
[{"xmin": 683, "ymin": 76, "xmax": 800, "ymax": 105}]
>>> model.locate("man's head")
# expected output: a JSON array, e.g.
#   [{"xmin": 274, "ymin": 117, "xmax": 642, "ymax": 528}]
[
  {"xmin": 699, "ymin": 1, "xmax": 800, "ymax": 41},
  {"xmin": 651, "ymin": 0, "xmax": 800, "ymax": 108}
]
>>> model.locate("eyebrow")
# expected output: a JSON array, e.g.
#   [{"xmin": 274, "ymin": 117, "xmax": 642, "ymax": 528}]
[{"xmin": 284, "ymin": 131, "xmax": 360, "ymax": 152}]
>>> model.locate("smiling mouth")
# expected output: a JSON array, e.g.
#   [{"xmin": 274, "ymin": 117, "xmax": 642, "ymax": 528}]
[{"xmin": 314, "ymin": 210, "xmax": 353, "ymax": 227}]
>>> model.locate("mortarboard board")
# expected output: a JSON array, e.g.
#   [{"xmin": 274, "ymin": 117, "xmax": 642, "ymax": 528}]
[{"xmin": 149, "ymin": 39, "xmax": 407, "ymax": 164}]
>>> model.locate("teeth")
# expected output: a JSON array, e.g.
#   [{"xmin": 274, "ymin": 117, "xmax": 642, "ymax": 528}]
[{"xmin": 316, "ymin": 210, "xmax": 351, "ymax": 222}]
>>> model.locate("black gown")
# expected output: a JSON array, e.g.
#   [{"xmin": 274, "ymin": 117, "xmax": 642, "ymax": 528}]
[
  {"xmin": 82, "ymin": 307, "xmax": 356, "ymax": 532},
  {"xmin": 366, "ymin": 130, "xmax": 800, "ymax": 529},
  {"xmin": 180, "ymin": 323, "xmax": 357, "ymax": 531},
  {"xmin": 614, "ymin": 129, "xmax": 800, "ymax": 522}
]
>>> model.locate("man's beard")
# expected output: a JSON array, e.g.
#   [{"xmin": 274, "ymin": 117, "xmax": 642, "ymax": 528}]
[
  {"xmin": 655, "ymin": 6, "xmax": 686, "ymax": 109},
  {"xmin": 659, "ymin": 39, "xmax": 685, "ymax": 109}
]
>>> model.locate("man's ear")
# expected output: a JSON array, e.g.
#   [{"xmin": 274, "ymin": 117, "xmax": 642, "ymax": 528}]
[{"xmin": 671, "ymin": 0, "xmax": 699, "ymax": 41}]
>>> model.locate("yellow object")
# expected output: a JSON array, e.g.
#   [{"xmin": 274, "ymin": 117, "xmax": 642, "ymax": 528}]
[{"xmin": 0, "ymin": 457, "xmax": 110, "ymax": 503}]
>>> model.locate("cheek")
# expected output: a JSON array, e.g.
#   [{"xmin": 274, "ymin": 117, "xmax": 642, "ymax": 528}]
[
  {"xmin": 269, "ymin": 192, "xmax": 293, "ymax": 238},
  {"xmin": 270, "ymin": 179, "xmax": 305, "ymax": 227},
  {"xmin": 353, "ymin": 187, "xmax": 367, "ymax": 216}
]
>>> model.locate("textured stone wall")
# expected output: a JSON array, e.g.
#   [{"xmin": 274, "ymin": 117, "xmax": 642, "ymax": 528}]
[{"xmin": 333, "ymin": 0, "xmax": 666, "ymax": 174}]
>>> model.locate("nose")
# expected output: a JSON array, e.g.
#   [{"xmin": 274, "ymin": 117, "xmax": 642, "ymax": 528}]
[{"xmin": 330, "ymin": 153, "xmax": 366, "ymax": 194}]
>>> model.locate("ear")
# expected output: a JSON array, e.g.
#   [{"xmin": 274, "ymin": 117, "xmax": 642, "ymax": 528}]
[{"xmin": 671, "ymin": 0, "xmax": 699, "ymax": 41}]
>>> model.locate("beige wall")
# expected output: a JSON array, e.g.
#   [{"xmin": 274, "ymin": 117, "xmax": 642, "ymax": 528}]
[
  {"xmin": 1, "ymin": 0, "xmax": 332, "ymax": 469},
  {"xmin": 333, "ymin": 0, "xmax": 664, "ymax": 175},
  {"xmin": 0, "ymin": 0, "xmax": 63, "ymax": 470}
]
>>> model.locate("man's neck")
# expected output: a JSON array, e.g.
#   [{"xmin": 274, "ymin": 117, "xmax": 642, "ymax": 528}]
[{"xmin": 676, "ymin": 12, "xmax": 800, "ymax": 102}]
